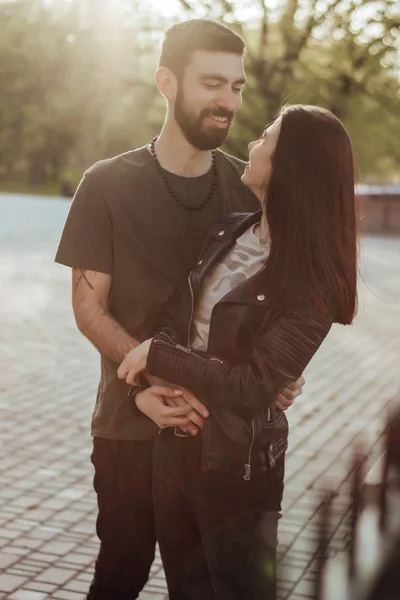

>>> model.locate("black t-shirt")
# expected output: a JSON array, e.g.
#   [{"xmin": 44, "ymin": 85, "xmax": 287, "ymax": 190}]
[{"xmin": 55, "ymin": 146, "xmax": 259, "ymax": 440}]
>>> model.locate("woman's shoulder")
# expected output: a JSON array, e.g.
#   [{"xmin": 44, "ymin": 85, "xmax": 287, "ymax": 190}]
[
  {"xmin": 206, "ymin": 210, "xmax": 262, "ymax": 234},
  {"xmin": 263, "ymin": 286, "xmax": 335, "ymax": 324},
  {"xmin": 199, "ymin": 212, "xmax": 262, "ymax": 258},
  {"xmin": 211, "ymin": 211, "xmax": 255, "ymax": 225},
  {"xmin": 291, "ymin": 287, "xmax": 337, "ymax": 323}
]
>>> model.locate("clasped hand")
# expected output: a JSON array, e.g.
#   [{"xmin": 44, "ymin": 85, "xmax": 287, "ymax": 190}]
[
  {"xmin": 133, "ymin": 384, "xmax": 208, "ymax": 435},
  {"xmin": 117, "ymin": 340, "xmax": 208, "ymax": 435}
]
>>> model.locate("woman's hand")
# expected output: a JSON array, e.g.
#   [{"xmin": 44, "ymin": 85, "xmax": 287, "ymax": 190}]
[
  {"xmin": 145, "ymin": 379, "xmax": 209, "ymax": 435},
  {"xmin": 134, "ymin": 385, "xmax": 195, "ymax": 430},
  {"xmin": 117, "ymin": 339, "xmax": 152, "ymax": 384}
]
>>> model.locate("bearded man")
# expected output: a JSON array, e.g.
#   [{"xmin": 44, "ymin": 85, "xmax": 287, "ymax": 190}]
[{"xmin": 55, "ymin": 19, "xmax": 304, "ymax": 600}]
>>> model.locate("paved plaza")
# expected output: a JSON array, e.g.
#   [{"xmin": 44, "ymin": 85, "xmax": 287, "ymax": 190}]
[{"xmin": 0, "ymin": 193, "xmax": 399, "ymax": 600}]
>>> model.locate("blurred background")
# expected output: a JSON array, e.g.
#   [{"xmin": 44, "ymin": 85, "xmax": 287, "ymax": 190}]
[
  {"xmin": 0, "ymin": 0, "xmax": 399, "ymax": 197},
  {"xmin": 0, "ymin": 2, "xmax": 399, "ymax": 599}
]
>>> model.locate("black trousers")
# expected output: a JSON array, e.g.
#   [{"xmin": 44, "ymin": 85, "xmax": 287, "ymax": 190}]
[
  {"xmin": 153, "ymin": 429, "xmax": 284, "ymax": 600},
  {"xmin": 86, "ymin": 437, "xmax": 156, "ymax": 600}
]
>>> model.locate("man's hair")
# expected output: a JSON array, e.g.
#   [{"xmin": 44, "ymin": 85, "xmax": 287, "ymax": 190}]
[{"xmin": 159, "ymin": 19, "xmax": 245, "ymax": 78}]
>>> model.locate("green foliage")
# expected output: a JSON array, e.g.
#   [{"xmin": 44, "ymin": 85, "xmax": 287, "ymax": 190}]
[
  {"xmin": 0, "ymin": 0, "xmax": 399, "ymax": 195},
  {"xmin": 212, "ymin": 0, "xmax": 400, "ymax": 180}
]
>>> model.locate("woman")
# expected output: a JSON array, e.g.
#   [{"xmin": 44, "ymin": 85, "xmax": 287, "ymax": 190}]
[{"xmin": 118, "ymin": 105, "xmax": 358, "ymax": 600}]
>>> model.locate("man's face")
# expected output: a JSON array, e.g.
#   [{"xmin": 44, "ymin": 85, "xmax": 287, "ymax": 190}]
[{"xmin": 174, "ymin": 50, "xmax": 246, "ymax": 150}]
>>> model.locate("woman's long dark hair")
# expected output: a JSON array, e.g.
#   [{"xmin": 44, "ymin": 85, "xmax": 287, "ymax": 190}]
[{"xmin": 262, "ymin": 105, "xmax": 358, "ymax": 325}]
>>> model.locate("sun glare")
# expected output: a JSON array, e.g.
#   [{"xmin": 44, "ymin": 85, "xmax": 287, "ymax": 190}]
[
  {"xmin": 148, "ymin": 0, "xmax": 182, "ymax": 18},
  {"xmin": 105, "ymin": 0, "xmax": 183, "ymax": 19}
]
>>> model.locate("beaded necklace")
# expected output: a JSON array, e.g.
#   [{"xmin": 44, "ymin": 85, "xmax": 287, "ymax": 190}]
[{"xmin": 149, "ymin": 137, "xmax": 218, "ymax": 212}]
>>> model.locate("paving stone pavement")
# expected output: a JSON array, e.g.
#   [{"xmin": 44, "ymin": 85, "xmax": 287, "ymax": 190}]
[{"xmin": 0, "ymin": 193, "xmax": 399, "ymax": 600}]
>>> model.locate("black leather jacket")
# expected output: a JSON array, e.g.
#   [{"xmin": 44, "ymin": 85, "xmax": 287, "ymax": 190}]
[{"xmin": 147, "ymin": 211, "xmax": 335, "ymax": 480}]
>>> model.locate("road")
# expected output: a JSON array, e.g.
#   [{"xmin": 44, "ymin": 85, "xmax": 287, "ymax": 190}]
[{"xmin": 0, "ymin": 193, "xmax": 399, "ymax": 599}]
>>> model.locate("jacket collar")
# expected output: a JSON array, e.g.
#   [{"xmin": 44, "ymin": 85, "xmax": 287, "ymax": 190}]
[
  {"xmin": 190, "ymin": 210, "xmax": 271, "ymax": 306},
  {"xmin": 192, "ymin": 210, "xmax": 262, "ymax": 282},
  {"xmin": 209, "ymin": 210, "xmax": 263, "ymax": 244}
]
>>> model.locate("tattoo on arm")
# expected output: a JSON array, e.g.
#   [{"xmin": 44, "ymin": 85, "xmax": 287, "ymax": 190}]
[{"xmin": 74, "ymin": 269, "xmax": 95, "ymax": 292}]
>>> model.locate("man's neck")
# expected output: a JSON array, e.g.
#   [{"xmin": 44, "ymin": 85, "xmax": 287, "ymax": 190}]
[{"xmin": 149, "ymin": 122, "xmax": 215, "ymax": 178}]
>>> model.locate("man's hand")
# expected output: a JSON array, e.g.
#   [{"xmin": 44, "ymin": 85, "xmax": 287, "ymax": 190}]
[
  {"xmin": 117, "ymin": 339, "xmax": 152, "ymax": 384},
  {"xmin": 135, "ymin": 386, "xmax": 195, "ymax": 430},
  {"xmin": 276, "ymin": 375, "xmax": 305, "ymax": 411}
]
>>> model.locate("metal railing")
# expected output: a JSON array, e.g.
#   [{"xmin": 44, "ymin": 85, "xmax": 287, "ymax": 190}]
[{"xmin": 314, "ymin": 404, "xmax": 400, "ymax": 600}]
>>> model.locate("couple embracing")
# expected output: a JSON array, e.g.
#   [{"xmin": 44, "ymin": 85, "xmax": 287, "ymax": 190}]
[{"xmin": 56, "ymin": 18, "xmax": 358, "ymax": 600}]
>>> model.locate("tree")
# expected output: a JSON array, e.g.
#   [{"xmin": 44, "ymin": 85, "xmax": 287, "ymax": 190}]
[
  {"xmin": 0, "ymin": 0, "xmax": 166, "ymax": 189},
  {"xmin": 0, "ymin": 0, "xmax": 398, "ymax": 189},
  {"xmin": 175, "ymin": 0, "xmax": 400, "ymax": 179}
]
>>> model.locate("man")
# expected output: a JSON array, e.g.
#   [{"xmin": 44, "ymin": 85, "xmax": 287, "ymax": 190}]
[{"xmin": 55, "ymin": 19, "xmax": 304, "ymax": 600}]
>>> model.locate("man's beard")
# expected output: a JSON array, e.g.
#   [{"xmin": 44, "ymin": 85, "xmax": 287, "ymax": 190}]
[{"xmin": 174, "ymin": 88, "xmax": 235, "ymax": 151}]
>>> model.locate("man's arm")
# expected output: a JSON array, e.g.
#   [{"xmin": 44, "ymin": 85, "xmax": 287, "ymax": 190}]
[
  {"xmin": 276, "ymin": 377, "xmax": 305, "ymax": 410},
  {"xmin": 72, "ymin": 268, "xmax": 139, "ymax": 364}
]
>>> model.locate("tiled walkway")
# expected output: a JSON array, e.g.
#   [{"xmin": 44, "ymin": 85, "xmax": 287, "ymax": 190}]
[{"xmin": 0, "ymin": 194, "xmax": 399, "ymax": 599}]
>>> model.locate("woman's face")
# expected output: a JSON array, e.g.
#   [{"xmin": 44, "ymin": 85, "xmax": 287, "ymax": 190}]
[{"xmin": 241, "ymin": 118, "xmax": 281, "ymax": 200}]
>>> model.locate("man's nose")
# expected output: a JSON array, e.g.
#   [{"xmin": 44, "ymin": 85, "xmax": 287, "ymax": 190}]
[{"xmin": 216, "ymin": 90, "xmax": 241, "ymax": 114}]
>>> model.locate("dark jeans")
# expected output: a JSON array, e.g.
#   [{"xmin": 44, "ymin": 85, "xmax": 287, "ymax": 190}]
[
  {"xmin": 153, "ymin": 429, "xmax": 284, "ymax": 600},
  {"xmin": 86, "ymin": 438, "xmax": 156, "ymax": 600}
]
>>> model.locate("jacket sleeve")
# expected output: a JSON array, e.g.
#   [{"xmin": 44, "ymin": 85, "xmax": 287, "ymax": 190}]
[{"xmin": 146, "ymin": 300, "xmax": 334, "ymax": 414}]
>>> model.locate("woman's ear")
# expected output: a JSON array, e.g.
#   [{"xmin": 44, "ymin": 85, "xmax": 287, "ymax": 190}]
[{"xmin": 155, "ymin": 67, "xmax": 177, "ymax": 102}]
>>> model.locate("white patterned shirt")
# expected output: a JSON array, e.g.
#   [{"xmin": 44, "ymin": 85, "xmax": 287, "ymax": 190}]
[{"xmin": 190, "ymin": 222, "xmax": 270, "ymax": 351}]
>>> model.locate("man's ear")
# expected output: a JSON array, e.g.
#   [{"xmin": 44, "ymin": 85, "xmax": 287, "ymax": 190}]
[{"xmin": 155, "ymin": 67, "xmax": 178, "ymax": 102}]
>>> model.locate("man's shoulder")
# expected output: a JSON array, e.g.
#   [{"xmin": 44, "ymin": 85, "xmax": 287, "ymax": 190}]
[{"xmin": 84, "ymin": 146, "xmax": 150, "ymax": 184}]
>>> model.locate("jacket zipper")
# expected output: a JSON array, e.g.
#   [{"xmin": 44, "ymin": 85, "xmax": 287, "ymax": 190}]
[
  {"xmin": 187, "ymin": 271, "xmax": 194, "ymax": 345},
  {"xmin": 268, "ymin": 443, "xmax": 275, "ymax": 470},
  {"xmin": 243, "ymin": 418, "xmax": 255, "ymax": 481},
  {"xmin": 155, "ymin": 334, "xmax": 223, "ymax": 363},
  {"xmin": 184, "ymin": 273, "xmax": 223, "ymax": 362}
]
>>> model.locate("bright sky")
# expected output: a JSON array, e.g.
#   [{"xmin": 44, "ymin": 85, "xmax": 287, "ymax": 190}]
[
  {"xmin": 149, "ymin": 0, "xmax": 184, "ymax": 18},
  {"xmin": 42, "ymin": 0, "xmax": 394, "ymax": 44},
  {"xmin": 144, "ymin": 0, "xmax": 389, "ymax": 43},
  {"xmin": 93, "ymin": 0, "xmax": 386, "ymax": 33},
  {"xmin": 76, "ymin": 0, "xmax": 261, "ymax": 29},
  {"xmin": 145, "ymin": 0, "xmax": 264, "ymax": 21}
]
